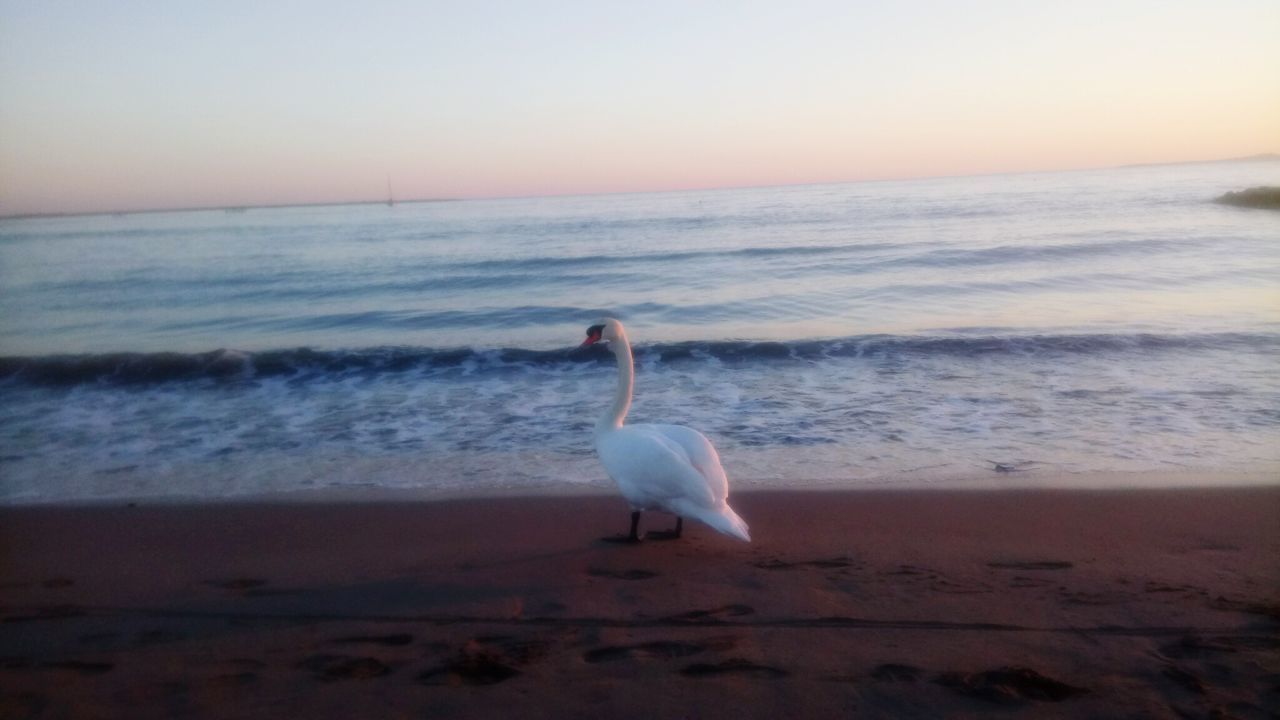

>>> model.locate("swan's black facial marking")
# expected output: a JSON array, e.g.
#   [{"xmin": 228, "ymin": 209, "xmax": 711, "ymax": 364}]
[{"xmin": 581, "ymin": 324, "xmax": 605, "ymax": 347}]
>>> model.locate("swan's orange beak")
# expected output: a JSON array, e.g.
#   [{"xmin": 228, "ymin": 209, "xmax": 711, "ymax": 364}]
[{"xmin": 580, "ymin": 335, "xmax": 599, "ymax": 347}]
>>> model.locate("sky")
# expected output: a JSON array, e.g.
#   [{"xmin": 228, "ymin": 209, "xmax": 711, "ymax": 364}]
[{"xmin": 1, "ymin": 0, "xmax": 1276, "ymax": 215}]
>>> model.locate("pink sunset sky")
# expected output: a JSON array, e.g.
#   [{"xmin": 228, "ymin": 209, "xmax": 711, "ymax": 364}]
[{"xmin": 1, "ymin": 1, "xmax": 1277, "ymax": 216}]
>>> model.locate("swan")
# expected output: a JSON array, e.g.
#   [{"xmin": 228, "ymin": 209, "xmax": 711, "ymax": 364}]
[{"xmin": 579, "ymin": 318, "xmax": 750, "ymax": 543}]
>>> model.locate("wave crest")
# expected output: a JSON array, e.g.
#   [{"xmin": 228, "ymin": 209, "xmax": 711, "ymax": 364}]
[{"xmin": 2, "ymin": 331, "xmax": 1274, "ymax": 388}]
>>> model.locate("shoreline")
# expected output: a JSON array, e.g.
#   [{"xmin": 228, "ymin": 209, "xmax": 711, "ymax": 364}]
[
  {"xmin": 3, "ymin": 466, "xmax": 1277, "ymax": 508},
  {"xmin": 3, "ymin": 483, "xmax": 1277, "ymax": 718}
]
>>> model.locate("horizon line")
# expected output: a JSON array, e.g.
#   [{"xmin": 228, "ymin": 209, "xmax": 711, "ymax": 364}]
[{"xmin": 3, "ymin": 152, "xmax": 1276, "ymax": 222}]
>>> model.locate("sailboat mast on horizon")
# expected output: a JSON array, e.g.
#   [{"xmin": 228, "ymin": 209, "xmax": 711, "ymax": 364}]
[{"xmin": 386, "ymin": 177, "xmax": 395, "ymax": 207}]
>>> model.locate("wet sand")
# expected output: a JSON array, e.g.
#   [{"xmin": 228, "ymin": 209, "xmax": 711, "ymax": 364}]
[{"xmin": 2, "ymin": 485, "xmax": 1278, "ymax": 719}]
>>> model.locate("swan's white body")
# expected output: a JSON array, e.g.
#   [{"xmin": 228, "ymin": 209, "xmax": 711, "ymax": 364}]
[{"xmin": 585, "ymin": 319, "xmax": 750, "ymax": 542}]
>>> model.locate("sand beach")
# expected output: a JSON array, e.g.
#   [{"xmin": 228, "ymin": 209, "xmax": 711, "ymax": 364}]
[{"xmin": 3, "ymin": 480, "xmax": 1277, "ymax": 719}]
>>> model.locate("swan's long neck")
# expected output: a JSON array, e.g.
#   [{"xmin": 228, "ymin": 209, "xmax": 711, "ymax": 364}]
[{"xmin": 598, "ymin": 331, "xmax": 634, "ymax": 433}]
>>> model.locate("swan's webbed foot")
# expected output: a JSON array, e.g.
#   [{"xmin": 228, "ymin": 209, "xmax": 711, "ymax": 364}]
[
  {"xmin": 645, "ymin": 516, "xmax": 683, "ymax": 541},
  {"xmin": 600, "ymin": 510, "xmax": 643, "ymax": 544}
]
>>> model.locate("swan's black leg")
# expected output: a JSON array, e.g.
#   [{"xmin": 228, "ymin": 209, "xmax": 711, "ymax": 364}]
[
  {"xmin": 646, "ymin": 516, "xmax": 683, "ymax": 541},
  {"xmin": 601, "ymin": 510, "xmax": 643, "ymax": 544}
]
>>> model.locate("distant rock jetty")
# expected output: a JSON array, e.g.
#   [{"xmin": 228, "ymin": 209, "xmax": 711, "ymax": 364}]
[{"xmin": 1215, "ymin": 186, "xmax": 1280, "ymax": 210}]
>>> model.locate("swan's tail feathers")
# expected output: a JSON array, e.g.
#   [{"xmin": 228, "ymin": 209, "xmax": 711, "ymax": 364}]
[
  {"xmin": 687, "ymin": 502, "xmax": 751, "ymax": 542},
  {"xmin": 668, "ymin": 497, "xmax": 751, "ymax": 542}
]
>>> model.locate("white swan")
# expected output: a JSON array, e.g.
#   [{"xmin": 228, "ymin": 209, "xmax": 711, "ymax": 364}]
[{"xmin": 580, "ymin": 318, "xmax": 750, "ymax": 543}]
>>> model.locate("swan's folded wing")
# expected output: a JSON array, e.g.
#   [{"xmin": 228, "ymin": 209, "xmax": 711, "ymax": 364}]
[
  {"xmin": 598, "ymin": 426, "xmax": 717, "ymax": 509},
  {"xmin": 647, "ymin": 424, "xmax": 729, "ymax": 502}
]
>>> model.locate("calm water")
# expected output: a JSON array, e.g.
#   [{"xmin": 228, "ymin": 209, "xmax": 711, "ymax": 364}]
[{"xmin": 2, "ymin": 162, "xmax": 1278, "ymax": 502}]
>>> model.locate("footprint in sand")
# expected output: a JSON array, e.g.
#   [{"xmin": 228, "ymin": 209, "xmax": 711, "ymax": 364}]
[
  {"xmin": 1007, "ymin": 576, "xmax": 1055, "ymax": 589},
  {"xmin": 43, "ymin": 660, "xmax": 115, "ymax": 675},
  {"xmin": 3, "ymin": 605, "xmax": 86, "ymax": 622},
  {"xmin": 418, "ymin": 637, "xmax": 549, "ymax": 686},
  {"xmin": 210, "ymin": 671, "xmax": 258, "ymax": 687},
  {"xmin": 987, "ymin": 560, "xmax": 1074, "ymax": 571},
  {"xmin": 205, "ymin": 578, "xmax": 267, "ymax": 591},
  {"xmin": 586, "ymin": 568, "xmax": 659, "ymax": 580},
  {"xmin": 584, "ymin": 641, "xmax": 704, "ymax": 663},
  {"xmin": 933, "ymin": 666, "xmax": 1087, "ymax": 703},
  {"xmin": 3, "ymin": 655, "xmax": 107, "ymax": 671},
  {"xmin": 1143, "ymin": 582, "xmax": 1207, "ymax": 597},
  {"xmin": 680, "ymin": 658, "xmax": 788, "ymax": 678},
  {"xmin": 419, "ymin": 652, "xmax": 518, "ymax": 686},
  {"xmin": 203, "ymin": 578, "xmax": 301, "ymax": 597},
  {"xmin": 666, "ymin": 604, "xmax": 754, "ymax": 623},
  {"xmin": 135, "ymin": 629, "xmax": 187, "ymax": 647},
  {"xmin": 870, "ymin": 663, "xmax": 924, "ymax": 682},
  {"xmin": 332, "ymin": 633, "xmax": 414, "ymax": 647},
  {"xmin": 1210, "ymin": 597, "xmax": 1280, "ymax": 620},
  {"xmin": 752, "ymin": 556, "xmax": 856, "ymax": 571},
  {"xmin": 77, "ymin": 632, "xmax": 119, "ymax": 648},
  {"xmin": 583, "ymin": 637, "xmax": 736, "ymax": 664},
  {"xmin": 0, "ymin": 691, "xmax": 48, "ymax": 718},
  {"xmin": 1161, "ymin": 664, "xmax": 1207, "ymax": 695},
  {"xmin": 1159, "ymin": 634, "xmax": 1279, "ymax": 659},
  {"xmin": 884, "ymin": 565, "xmax": 993, "ymax": 595},
  {"xmin": 296, "ymin": 654, "xmax": 392, "ymax": 681},
  {"xmin": 1061, "ymin": 589, "xmax": 1127, "ymax": 606}
]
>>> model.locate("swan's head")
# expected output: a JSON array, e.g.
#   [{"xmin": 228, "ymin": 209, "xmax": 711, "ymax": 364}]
[{"xmin": 580, "ymin": 317, "xmax": 624, "ymax": 347}]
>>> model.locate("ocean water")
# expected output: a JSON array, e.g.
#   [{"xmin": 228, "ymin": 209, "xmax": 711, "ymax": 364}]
[{"xmin": 2, "ymin": 162, "xmax": 1278, "ymax": 503}]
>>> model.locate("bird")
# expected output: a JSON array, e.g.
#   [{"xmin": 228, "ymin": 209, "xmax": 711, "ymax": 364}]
[{"xmin": 579, "ymin": 318, "xmax": 750, "ymax": 543}]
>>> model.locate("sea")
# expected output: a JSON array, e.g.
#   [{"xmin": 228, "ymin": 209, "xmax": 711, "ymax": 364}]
[{"xmin": 2, "ymin": 161, "xmax": 1278, "ymax": 504}]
